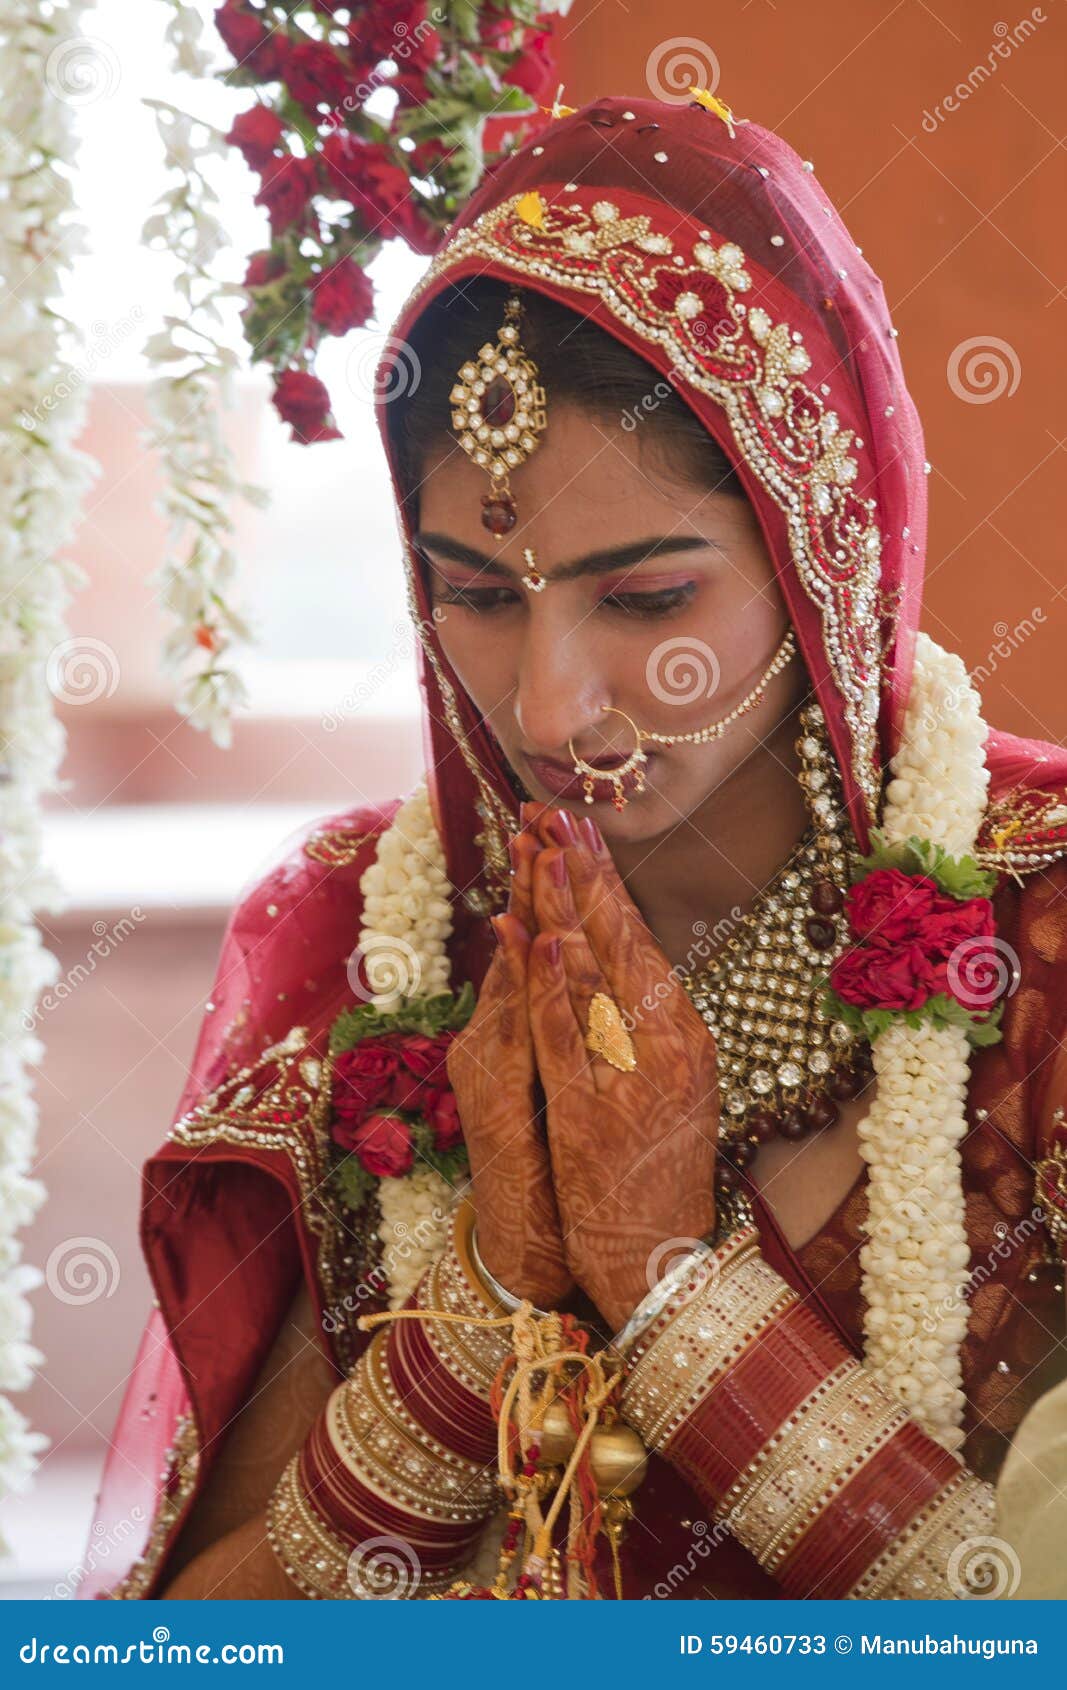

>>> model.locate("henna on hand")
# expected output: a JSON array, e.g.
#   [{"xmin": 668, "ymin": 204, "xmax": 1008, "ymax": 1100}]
[{"xmin": 445, "ymin": 839, "xmax": 572, "ymax": 1310}]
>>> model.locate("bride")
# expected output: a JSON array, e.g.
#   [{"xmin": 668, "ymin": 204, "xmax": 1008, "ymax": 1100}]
[{"xmin": 80, "ymin": 92, "xmax": 1067, "ymax": 1602}]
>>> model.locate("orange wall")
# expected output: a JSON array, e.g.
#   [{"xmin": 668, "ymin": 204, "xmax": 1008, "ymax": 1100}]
[{"xmin": 554, "ymin": 1, "xmax": 1066, "ymax": 750}]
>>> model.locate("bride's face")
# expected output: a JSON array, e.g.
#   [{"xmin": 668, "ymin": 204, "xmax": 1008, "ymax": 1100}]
[{"xmin": 414, "ymin": 403, "xmax": 807, "ymax": 843}]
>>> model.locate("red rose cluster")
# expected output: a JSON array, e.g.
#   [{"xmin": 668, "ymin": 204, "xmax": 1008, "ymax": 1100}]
[
  {"xmin": 330, "ymin": 1031, "xmax": 462, "ymax": 1178},
  {"xmin": 829, "ymin": 868, "xmax": 996, "ymax": 1013},
  {"xmin": 212, "ymin": 0, "xmax": 560, "ymax": 445}
]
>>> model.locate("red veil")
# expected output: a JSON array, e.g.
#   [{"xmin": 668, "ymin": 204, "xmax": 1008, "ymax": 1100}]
[{"xmin": 78, "ymin": 94, "xmax": 1067, "ymax": 1599}]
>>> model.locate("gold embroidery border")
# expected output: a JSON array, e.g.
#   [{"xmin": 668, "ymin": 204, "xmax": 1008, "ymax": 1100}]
[
  {"xmin": 392, "ymin": 187, "xmax": 886, "ymax": 824},
  {"xmin": 105, "ymin": 1410, "xmax": 201, "ymax": 1599},
  {"xmin": 166, "ymin": 1026, "xmax": 375, "ymax": 1375}
]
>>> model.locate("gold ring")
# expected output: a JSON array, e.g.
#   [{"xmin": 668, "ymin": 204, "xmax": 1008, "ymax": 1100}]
[{"xmin": 584, "ymin": 990, "xmax": 637, "ymax": 1073}]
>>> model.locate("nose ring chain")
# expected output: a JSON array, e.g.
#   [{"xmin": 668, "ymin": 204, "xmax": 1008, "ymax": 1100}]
[{"xmin": 567, "ymin": 627, "xmax": 798, "ymax": 811}]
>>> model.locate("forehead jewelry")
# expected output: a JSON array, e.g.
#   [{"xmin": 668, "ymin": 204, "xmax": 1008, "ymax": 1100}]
[
  {"xmin": 521, "ymin": 547, "xmax": 547, "ymax": 592},
  {"xmin": 567, "ymin": 627, "xmax": 797, "ymax": 811},
  {"xmin": 449, "ymin": 292, "xmax": 547, "ymax": 539}
]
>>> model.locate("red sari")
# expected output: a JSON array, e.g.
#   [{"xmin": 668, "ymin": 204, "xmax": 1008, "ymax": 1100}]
[{"xmin": 78, "ymin": 93, "xmax": 1067, "ymax": 1598}]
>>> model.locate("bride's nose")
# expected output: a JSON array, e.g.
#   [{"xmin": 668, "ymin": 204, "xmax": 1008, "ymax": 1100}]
[{"xmin": 511, "ymin": 618, "xmax": 608, "ymax": 756}]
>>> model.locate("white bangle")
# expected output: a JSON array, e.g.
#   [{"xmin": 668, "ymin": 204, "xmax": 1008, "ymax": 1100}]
[
  {"xmin": 613, "ymin": 1194, "xmax": 759, "ymax": 1354},
  {"xmin": 469, "ymin": 1222, "xmax": 552, "ymax": 1317},
  {"xmin": 611, "ymin": 1237, "xmax": 718, "ymax": 1356}
]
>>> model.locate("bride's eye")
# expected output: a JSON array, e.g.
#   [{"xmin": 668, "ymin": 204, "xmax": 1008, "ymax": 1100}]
[
  {"xmin": 601, "ymin": 582, "xmax": 697, "ymax": 618},
  {"xmin": 434, "ymin": 584, "xmax": 518, "ymax": 612},
  {"xmin": 431, "ymin": 579, "xmax": 698, "ymax": 616}
]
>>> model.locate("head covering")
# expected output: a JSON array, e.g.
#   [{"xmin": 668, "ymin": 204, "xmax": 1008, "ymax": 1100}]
[{"xmin": 376, "ymin": 92, "xmax": 1067, "ymax": 915}]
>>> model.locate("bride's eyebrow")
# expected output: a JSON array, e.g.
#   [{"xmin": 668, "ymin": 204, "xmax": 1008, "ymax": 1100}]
[{"xmin": 413, "ymin": 531, "xmax": 713, "ymax": 581}]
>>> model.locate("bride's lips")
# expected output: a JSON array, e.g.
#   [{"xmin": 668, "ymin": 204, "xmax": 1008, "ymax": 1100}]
[{"xmin": 523, "ymin": 750, "xmax": 654, "ymax": 801}]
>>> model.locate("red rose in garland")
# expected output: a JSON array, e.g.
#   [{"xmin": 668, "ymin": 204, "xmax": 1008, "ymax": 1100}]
[
  {"xmin": 823, "ymin": 833, "xmax": 1005, "ymax": 1048},
  {"xmin": 310, "ymin": 259, "xmax": 375, "ymax": 334},
  {"xmin": 503, "ymin": 28, "xmax": 557, "ymax": 99},
  {"xmin": 272, "ymin": 368, "xmax": 341, "ymax": 444},
  {"xmin": 348, "ymin": 1112, "xmax": 415, "ymax": 1178},
  {"xmin": 254, "ymin": 154, "xmax": 319, "ymax": 236},
  {"xmin": 830, "ymin": 937, "xmax": 937, "ymax": 1014},
  {"xmin": 844, "ymin": 868, "xmax": 940, "ymax": 942},
  {"xmin": 283, "ymin": 38, "xmax": 351, "ymax": 117},
  {"xmin": 226, "ymin": 105, "xmax": 286, "ymax": 170},
  {"xmin": 326, "ymin": 985, "xmax": 475, "ymax": 1210},
  {"xmin": 214, "ymin": 0, "xmax": 285, "ymax": 79},
  {"xmin": 244, "ymin": 248, "xmax": 286, "ymax": 287},
  {"xmin": 423, "ymin": 1087, "xmax": 463, "ymax": 1152},
  {"xmin": 359, "ymin": 1, "xmax": 443, "ymax": 75}
]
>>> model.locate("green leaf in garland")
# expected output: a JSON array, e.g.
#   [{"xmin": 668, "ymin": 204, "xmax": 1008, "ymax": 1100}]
[
  {"xmin": 328, "ymin": 981, "xmax": 476, "ymax": 1055},
  {"xmin": 333, "ymin": 1152, "xmax": 376, "ymax": 1213},
  {"xmin": 852, "ymin": 828, "xmax": 997, "ymax": 901}
]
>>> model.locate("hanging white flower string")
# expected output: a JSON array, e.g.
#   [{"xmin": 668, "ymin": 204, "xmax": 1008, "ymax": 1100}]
[
  {"xmin": 0, "ymin": 0, "xmax": 101, "ymax": 1530},
  {"xmin": 140, "ymin": 1, "xmax": 267, "ymax": 749},
  {"xmin": 355, "ymin": 636, "xmax": 990, "ymax": 1447}
]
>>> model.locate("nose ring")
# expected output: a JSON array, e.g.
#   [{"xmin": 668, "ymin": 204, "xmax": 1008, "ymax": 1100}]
[{"xmin": 568, "ymin": 707, "xmax": 648, "ymax": 811}]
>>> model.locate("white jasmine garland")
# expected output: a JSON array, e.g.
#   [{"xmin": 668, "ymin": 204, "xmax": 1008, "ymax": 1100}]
[
  {"xmin": 356, "ymin": 783, "xmax": 459, "ymax": 1306},
  {"xmin": 0, "ymin": 0, "xmax": 100, "ymax": 1531},
  {"xmin": 858, "ymin": 632, "xmax": 990, "ymax": 1450},
  {"xmin": 357, "ymin": 636, "xmax": 990, "ymax": 1447}
]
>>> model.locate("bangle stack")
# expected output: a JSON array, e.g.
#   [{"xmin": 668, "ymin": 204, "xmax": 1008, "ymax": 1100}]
[
  {"xmin": 620, "ymin": 1221, "xmax": 997, "ymax": 1599},
  {"xmin": 265, "ymin": 1202, "xmax": 509, "ymax": 1599}
]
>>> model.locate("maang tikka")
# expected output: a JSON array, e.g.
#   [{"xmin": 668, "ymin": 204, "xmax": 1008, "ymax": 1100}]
[{"xmin": 449, "ymin": 292, "xmax": 547, "ymax": 537}]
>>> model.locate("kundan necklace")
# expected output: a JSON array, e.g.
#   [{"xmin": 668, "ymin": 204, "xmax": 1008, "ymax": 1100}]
[{"xmin": 676, "ymin": 699, "xmax": 873, "ymax": 1202}]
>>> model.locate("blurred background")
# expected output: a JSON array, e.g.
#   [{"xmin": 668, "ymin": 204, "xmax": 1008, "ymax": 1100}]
[{"xmin": 1, "ymin": 0, "xmax": 1064, "ymax": 1595}]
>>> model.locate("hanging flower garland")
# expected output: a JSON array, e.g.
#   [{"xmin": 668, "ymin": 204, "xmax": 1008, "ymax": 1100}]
[
  {"xmin": 0, "ymin": 0, "xmax": 100, "ymax": 1527},
  {"xmin": 142, "ymin": 1, "xmax": 566, "ymax": 745},
  {"xmin": 140, "ymin": 4, "xmax": 269, "ymax": 749},
  {"xmin": 336, "ymin": 637, "xmax": 998, "ymax": 1449},
  {"xmin": 214, "ymin": 0, "xmax": 571, "ymax": 446}
]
